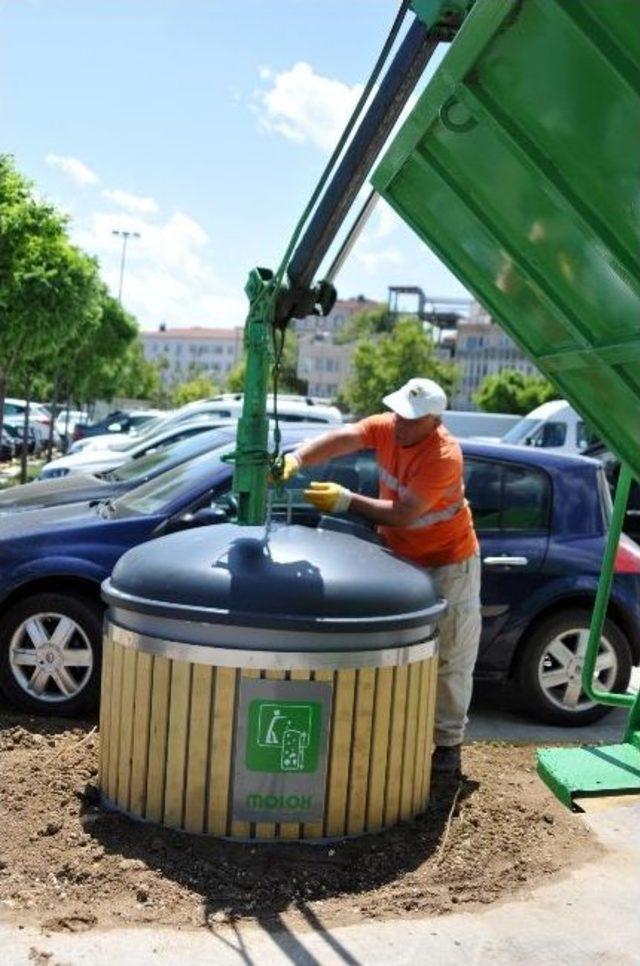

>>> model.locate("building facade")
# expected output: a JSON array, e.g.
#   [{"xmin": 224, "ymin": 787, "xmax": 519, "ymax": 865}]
[
  {"xmin": 296, "ymin": 297, "xmax": 381, "ymax": 398},
  {"xmin": 452, "ymin": 304, "xmax": 540, "ymax": 409},
  {"xmin": 141, "ymin": 325, "xmax": 244, "ymax": 384}
]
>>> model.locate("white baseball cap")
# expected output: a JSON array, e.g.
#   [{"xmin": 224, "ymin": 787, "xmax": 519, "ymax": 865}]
[{"xmin": 383, "ymin": 378, "xmax": 447, "ymax": 419}]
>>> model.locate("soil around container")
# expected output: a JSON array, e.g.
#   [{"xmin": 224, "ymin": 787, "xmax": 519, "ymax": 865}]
[{"xmin": 0, "ymin": 711, "xmax": 599, "ymax": 933}]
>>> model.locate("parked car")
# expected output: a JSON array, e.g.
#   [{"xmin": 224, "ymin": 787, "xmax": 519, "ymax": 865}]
[
  {"xmin": 501, "ymin": 400, "xmax": 600, "ymax": 455},
  {"xmin": 39, "ymin": 416, "xmax": 235, "ymax": 479},
  {"xmin": 0, "ymin": 428, "xmax": 16, "ymax": 462},
  {"xmin": 2, "ymin": 399, "xmax": 60, "ymax": 453},
  {"xmin": 203, "ymin": 393, "xmax": 343, "ymax": 424},
  {"xmin": 54, "ymin": 409, "xmax": 89, "ymax": 449},
  {"xmin": 441, "ymin": 410, "xmax": 519, "ymax": 441},
  {"xmin": 0, "ymin": 434, "xmax": 637, "ymax": 722},
  {"xmin": 583, "ymin": 441, "xmax": 640, "ymax": 542},
  {"xmin": 71, "ymin": 409, "xmax": 162, "ymax": 444},
  {"xmin": 2, "ymin": 416, "xmax": 37, "ymax": 455},
  {"xmin": 0, "ymin": 424, "xmax": 239, "ymax": 513}
]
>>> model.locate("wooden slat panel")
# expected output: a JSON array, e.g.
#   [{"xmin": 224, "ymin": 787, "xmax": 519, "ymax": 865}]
[
  {"xmin": 184, "ymin": 664, "xmax": 213, "ymax": 834},
  {"xmin": 302, "ymin": 669, "xmax": 334, "ymax": 840},
  {"xmin": 346, "ymin": 668, "xmax": 375, "ymax": 835},
  {"xmin": 412, "ymin": 658, "xmax": 431, "ymax": 816},
  {"xmin": 280, "ymin": 668, "xmax": 310, "ymax": 841},
  {"xmin": 98, "ymin": 636, "xmax": 114, "ymax": 793},
  {"xmin": 230, "ymin": 667, "xmax": 258, "ymax": 839},
  {"xmin": 255, "ymin": 668, "xmax": 286, "ymax": 840},
  {"xmin": 129, "ymin": 651, "xmax": 153, "ymax": 818},
  {"xmin": 384, "ymin": 665, "xmax": 408, "ymax": 827},
  {"xmin": 164, "ymin": 661, "xmax": 192, "ymax": 829},
  {"xmin": 325, "ymin": 668, "xmax": 356, "ymax": 839},
  {"xmin": 145, "ymin": 655, "xmax": 172, "ymax": 823},
  {"xmin": 366, "ymin": 666, "xmax": 393, "ymax": 832},
  {"xmin": 208, "ymin": 667, "xmax": 238, "ymax": 836},
  {"xmin": 116, "ymin": 647, "xmax": 137, "ymax": 811},
  {"xmin": 106, "ymin": 643, "xmax": 124, "ymax": 802},
  {"xmin": 400, "ymin": 661, "xmax": 421, "ymax": 821},
  {"xmin": 421, "ymin": 656, "xmax": 439, "ymax": 804}
]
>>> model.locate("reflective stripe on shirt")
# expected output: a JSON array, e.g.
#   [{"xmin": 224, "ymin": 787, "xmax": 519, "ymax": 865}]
[{"xmin": 379, "ymin": 465, "xmax": 465, "ymax": 529}]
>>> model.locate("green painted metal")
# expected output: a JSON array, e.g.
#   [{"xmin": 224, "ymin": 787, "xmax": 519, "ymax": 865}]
[
  {"xmin": 537, "ymin": 743, "xmax": 640, "ymax": 811},
  {"xmin": 581, "ymin": 465, "xmax": 634, "ymax": 710},
  {"xmin": 373, "ymin": 0, "xmax": 640, "ymax": 480},
  {"xmin": 411, "ymin": 0, "xmax": 474, "ymax": 33},
  {"xmin": 232, "ymin": 268, "xmax": 276, "ymax": 525}
]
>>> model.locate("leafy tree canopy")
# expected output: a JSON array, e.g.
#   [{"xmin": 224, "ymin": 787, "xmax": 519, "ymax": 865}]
[
  {"xmin": 339, "ymin": 317, "xmax": 457, "ymax": 417},
  {"xmin": 171, "ymin": 375, "xmax": 219, "ymax": 407},
  {"xmin": 473, "ymin": 369, "xmax": 557, "ymax": 415}
]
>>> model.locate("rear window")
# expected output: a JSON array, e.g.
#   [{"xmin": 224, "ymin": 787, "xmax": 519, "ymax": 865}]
[{"xmin": 465, "ymin": 458, "xmax": 550, "ymax": 531}]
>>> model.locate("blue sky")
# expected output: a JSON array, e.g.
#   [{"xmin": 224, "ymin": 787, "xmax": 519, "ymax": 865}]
[{"xmin": 3, "ymin": 0, "xmax": 470, "ymax": 330}]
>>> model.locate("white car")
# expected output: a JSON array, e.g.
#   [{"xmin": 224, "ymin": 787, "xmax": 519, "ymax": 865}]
[
  {"xmin": 501, "ymin": 400, "xmax": 599, "ymax": 455},
  {"xmin": 39, "ymin": 417, "xmax": 234, "ymax": 479},
  {"xmin": 2, "ymin": 398, "xmax": 59, "ymax": 453}
]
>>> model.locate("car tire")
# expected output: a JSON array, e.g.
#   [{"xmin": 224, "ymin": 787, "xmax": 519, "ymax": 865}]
[
  {"xmin": 0, "ymin": 592, "xmax": 102, "ymax": 717},
  {"xmin": 514, "ymin": 607, "xmax": 632, "ymax": 726}
]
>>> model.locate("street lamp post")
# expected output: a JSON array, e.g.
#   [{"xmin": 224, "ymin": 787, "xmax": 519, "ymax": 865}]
[{"xmin": 112, "ymin": 229, "xmax": 140, "ymax": 302}]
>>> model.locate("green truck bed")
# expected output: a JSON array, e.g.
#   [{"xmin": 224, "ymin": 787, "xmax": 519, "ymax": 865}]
[{"xmin": 373, "ymin": 0, "xmax": 640, "ymax": 477}]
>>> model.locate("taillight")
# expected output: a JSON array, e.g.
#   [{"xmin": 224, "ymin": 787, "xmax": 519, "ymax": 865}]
[
  {"xmin": 73, "ymin": 428, "xmax": 84, "ymax": 441},
  {"xmin": 615, "ymin": 536, "xmax": 640, "ymax": 574}
]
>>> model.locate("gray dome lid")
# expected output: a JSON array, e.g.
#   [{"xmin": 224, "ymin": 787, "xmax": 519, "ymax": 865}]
[{"xmin": 103, "ymin": 523, "xmax": 444, "ymax": 635}]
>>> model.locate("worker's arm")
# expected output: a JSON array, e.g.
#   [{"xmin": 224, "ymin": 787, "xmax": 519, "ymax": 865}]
[
  {"xmin": 305, "ymin": 480, "xmax": 428, "ymax": 527},
  {"xmin": 279, "ymin": 424, "xmax": 365, "ymax": 481}
]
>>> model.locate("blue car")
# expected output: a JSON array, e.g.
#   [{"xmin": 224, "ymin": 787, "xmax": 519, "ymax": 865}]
[{"xmin": 0, "ymin": 430, "xmax": 638, "ymax": 725}]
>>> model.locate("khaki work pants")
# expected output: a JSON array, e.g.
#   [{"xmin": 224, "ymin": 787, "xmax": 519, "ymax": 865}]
[{"xmin": 427, "ymin": 553, "xmax": 482, "ymax": 747}]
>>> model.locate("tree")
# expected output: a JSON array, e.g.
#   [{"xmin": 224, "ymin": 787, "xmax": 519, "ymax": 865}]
[
  {"xmin": 334, "ymin": 304, "xmax": 391, "ymax": 345},
  {"xmin": 339, "ymin": 317, "xmax": 457, "ymax": 417},
  {"xmin": 171, "ymin": 375, "xmax": 218, "ymax": 407},
  {"xmin": 226, "ymin": 328, "xmax": 307, "ymax": 395},
  {"xmin": 0, "ymin": 155, "xmax": 103, "ymax": 435},
  {"xmin": 473, "ymin": 369, "xmax": 557, "ymax": 415}
]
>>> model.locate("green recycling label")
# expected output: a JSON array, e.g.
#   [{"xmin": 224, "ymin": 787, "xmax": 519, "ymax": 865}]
[
  {"xmin": 233, "ymin": 679, "xmax": 333, "ymax": 824},
  {"xmin": 246, "ymin": 699, "xmax": 322, "ymax": 773}
]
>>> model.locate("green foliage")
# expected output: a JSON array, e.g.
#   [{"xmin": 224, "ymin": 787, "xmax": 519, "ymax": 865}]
[
  {"xmin": 473, "ymin": 369, "xmax": 557, "ymax": 415},
  {"xmin": 340, "ymin": 318, "xmax": 457, "ymax": 417},
  {"xmin": 334, "ymin": 304, "xmax": 391, "ymax": 345},
  {"xmin": 171, "ymin": 375, "xmax": 218, "ymax": 407},
  {"xmin": 226, "ymin": 329, "xmax": 307, "ymax": 395}
]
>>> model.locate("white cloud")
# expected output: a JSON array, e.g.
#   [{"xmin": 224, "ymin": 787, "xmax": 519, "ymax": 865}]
[
  {"xmin": 355, "ymin": 247, "xmax": 403, "ymax": 274},
  {"xmin": 71, "ymin": 207, "xmax": 246, "ymax": 329},
  {"xmin": 45, "ymin": 153, "xmax": 99, "ymax": 186},
  {"xmin": 102, "ymin": 188, "xmax": 159, "ymax": 214},
  {"xmin": 256, "ymin": 62, "xmax": 364, "ymax": 152}
]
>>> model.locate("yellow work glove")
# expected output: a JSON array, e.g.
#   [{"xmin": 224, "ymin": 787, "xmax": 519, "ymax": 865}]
[
  {"xmin": 269, "ymin": 452, "xmax": 301, "ymax": 485},
  {"xmin": 303, "ymin": 481, "xmax": 352, "ymax": 514}
]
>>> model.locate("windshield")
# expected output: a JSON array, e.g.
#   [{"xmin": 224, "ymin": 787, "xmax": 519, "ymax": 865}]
[
  {"xmin": 112, "ymin": 442, "xmax": 234, "ymax": 516},
  {"xmin": 106, "ymin": 427, "xmax": 236, "ymax": 483},
  {"xmin": 502, "ymin": 418, "xmax": 541, "ymax": 445}
]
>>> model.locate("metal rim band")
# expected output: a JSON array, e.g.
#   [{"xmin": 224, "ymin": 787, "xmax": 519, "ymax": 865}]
[
  {"xmin": 106, "ymin": 605, "xmax": 439, "ymax": 653},
  {"xmin": 106, "ymin": 622, "xmax": 438, "ymax": 670}
]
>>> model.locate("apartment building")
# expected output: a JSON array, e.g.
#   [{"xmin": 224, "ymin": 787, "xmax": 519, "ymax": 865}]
[
  {"xmin": 453, "ymin": 304, "xmax": 540, "ymax": 409},
  {"xmin": 141, "ymin": 325, "xmax": 244, "ymax": 383},
  {"xmin": 296, "ymin": 297, "xmax": 382, "ymax": 398}
]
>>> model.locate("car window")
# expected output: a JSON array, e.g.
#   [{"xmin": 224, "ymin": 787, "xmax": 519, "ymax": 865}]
[
  {"xmin": 109, "ymin": 427, "xmax": 237, "ymax": 482},
  {"xmin": 502, "ymin": 418, "xmax": 539, "ymax": 445},
  {"xmin": 464, "ymin": 459, "xmax": 502, "ymax": 529},
  {"xmin": 576, "ymin": 421, "xmax": 600, "ymax": 451},
  {"xmin": 531, "ymin": 421, "xmax": 566, "ymax": 448},
  {"xmin": 502, "ymin": 464, "xmax": 550, "ymax": 530},
  {"xmin": 465, "ymin": 458, "xmax": 550, "ymax": 532}
]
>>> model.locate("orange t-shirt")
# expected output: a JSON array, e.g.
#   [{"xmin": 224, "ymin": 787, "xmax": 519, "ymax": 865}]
[{"xmin": 357, "ymin": 413, "xmax": 478, "ymax": 568}]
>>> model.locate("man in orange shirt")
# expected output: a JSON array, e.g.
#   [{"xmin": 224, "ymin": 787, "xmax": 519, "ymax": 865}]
[{"xmin": 281, "ymin": 377, "xmax": 481, "ymax": 776}]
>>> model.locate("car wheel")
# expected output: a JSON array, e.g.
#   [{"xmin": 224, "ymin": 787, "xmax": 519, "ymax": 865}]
[
  {"xmin": 0, "ymin": 593, "xmax": 102, "ymax": 716},
  {"xmin": 514, "ymin": 607, "xmax": 632, "ymax": 726}
]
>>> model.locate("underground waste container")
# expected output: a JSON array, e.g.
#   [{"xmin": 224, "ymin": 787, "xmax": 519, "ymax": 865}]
[{"xmin": 99, "ymin": 522, "xmax": 445, "ymax": 841}]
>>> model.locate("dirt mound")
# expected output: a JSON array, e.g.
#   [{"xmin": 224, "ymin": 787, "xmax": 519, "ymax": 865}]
[{"xmin": 0, "ymin": 713, "xmax": 597, "ymax": 932}]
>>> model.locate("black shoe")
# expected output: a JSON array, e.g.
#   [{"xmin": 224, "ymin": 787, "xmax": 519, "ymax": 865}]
[{"xmin": 431, "ymin": 744, "xmax": 462, "ymax": 776}]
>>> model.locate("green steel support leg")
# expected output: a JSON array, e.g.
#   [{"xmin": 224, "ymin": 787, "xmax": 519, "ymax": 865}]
[
  {"xmin": 232, "ymin": 268, "xmax": 276, "ymax": 526},
  {"xmin": 581, "ymin": 464, "xmax": 634, "ymax": 709}
]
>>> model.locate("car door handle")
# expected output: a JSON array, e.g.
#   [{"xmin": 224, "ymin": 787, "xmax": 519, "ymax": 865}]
[{"xmin": 482, "ymin": 556, "xmax": 529, "ymax": 566}]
